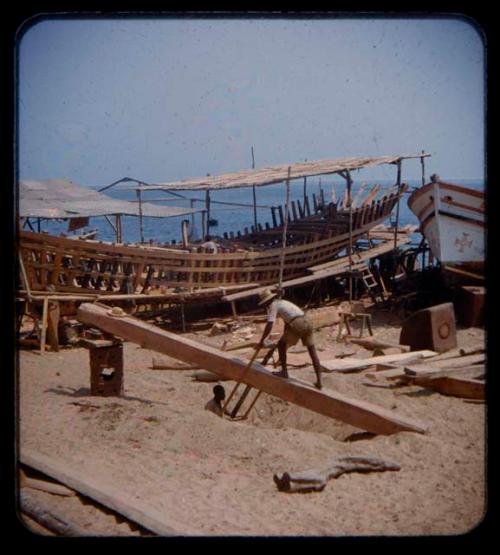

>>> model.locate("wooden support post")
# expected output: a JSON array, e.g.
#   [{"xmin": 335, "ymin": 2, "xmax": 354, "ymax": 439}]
[
  {"xmin": 115, "ymin": 214, "xmax": 122, "ymax": 243},
  {"xmin": 230, "ymin": 301, "xmax": 238, "ymax": 319},
  {"xmin": 189, "ymin": 199, "xmax": 196, "ymax": 238},
  {"xmin": 278, "ymin": 167, "xmax": 292, "ymax": 289},
  {"xmin": 76, "ymin": 303, "xmax": 428, "ymax": 435},
  {"xmin": 180, "ymin": 302, "xmax": 186, "ymax": 333},
  {"xmin": 304, "ymin": 195, "xmax": 311, "ymax": 216},
  {"xmin": 277, "ymin": 206, "xmax": 285, "ymax": 226},
  {"xmin": 340, "ymin": 170, "xmax": 354, "ymax": 306},
  {"xmin": 271, "ymin": 207, "xmax": 278, "ymax": 227},
  {"xmin": 39, "ymin": 297, "xmax": 49, "ymax": 354},
  {"xmin": 303, "ymin": 159, "xmax": 307, "ymax": 205},
  {"xmin": 136, "ymin": 187, "xmax": 144, "ymax": 243},
  {"xmin": 420, "ymin": 149, "xmax": 426, "ymax": 187},
  {"xmin": 297, "ymin": 199, "xmax": 304, "ymax": 218},
  {"xmin": 46, "ymin": 300, "xmax": 60, "ymax": 352},
  {"xmin": 18, "ymin": 252, "xmax": 32, "ymax": 296},
  {"xmin": 393, "ymin": 160, "xmax": 402, "ymax": 249},
  {"xmin": 205, "ymin": 189, "xmax": 211, "ymax": 235},
  {"xmin": 201, "ymin": 210, "xmax": 207, "ymax": 239},
  {"xmin": 250, "ymin": 145, "xmax": 258, "ymax": 229}
]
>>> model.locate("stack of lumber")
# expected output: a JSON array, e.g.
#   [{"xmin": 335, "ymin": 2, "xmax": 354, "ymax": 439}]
[{"xmin": 320, "ymin": 350, "xmax": 438, "ymax": 373}]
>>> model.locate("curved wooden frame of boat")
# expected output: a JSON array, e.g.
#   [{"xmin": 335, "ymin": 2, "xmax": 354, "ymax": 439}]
[{"xmin": 18, "ymin": 186, "xmax": 404, "ymax": 296}]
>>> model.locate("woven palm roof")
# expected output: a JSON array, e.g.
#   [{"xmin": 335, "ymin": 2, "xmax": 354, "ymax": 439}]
[{"xmin": 137, "ymin": 153, "xmax": 430, "ymax": 192}]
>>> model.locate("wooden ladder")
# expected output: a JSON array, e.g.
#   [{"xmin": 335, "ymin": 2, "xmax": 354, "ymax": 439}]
[{"xmin": 358, "ymin": 264, "xmax": 388, "ymax": 304}]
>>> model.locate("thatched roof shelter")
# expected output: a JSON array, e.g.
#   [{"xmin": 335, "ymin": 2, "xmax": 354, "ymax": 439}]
[
  {"xmin": 19, "ymin": 178, "xmax": 202, "ymax": 220},
  {"xmin": 136, "ymin": 153, "xmax": 430, "ymax": 192}
]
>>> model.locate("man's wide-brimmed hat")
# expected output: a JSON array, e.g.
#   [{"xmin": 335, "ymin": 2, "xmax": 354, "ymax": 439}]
[{"xmin": 258, "ymin": 288, "xmax": 277, "ymax": 306}]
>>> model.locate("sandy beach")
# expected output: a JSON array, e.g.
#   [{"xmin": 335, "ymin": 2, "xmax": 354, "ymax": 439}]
[{"xmin": 17, "ymin": 306, "xmax": 486, "ymax": 537}]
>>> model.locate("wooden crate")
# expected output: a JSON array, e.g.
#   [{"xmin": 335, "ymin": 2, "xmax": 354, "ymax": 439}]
[{"xmin": 83, "ymin": 339, "xmax": 124, "ymax": 397}]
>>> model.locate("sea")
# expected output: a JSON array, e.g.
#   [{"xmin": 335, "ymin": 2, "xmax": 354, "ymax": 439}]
[{"xmin": 39, "ymin": 177, "xmax": 485, "ymax": 245}]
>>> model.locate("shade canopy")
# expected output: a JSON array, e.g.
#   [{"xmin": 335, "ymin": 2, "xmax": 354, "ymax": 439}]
[
  {"xmin": 137, "ymin": 153, "xmax": 430, "ymax": 192},
  {"xmin": 19, "ymin": 178, "xmax": 202, "ymax": 220}
]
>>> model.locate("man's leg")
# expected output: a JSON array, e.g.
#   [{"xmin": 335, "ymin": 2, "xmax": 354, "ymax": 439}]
[
  {"xmin": 307, "ymin": 345, "xmax": 323, "ymax": 390},
  {"xmin": 273, "ymin": 338, "xmax": 289, "ymax": 378}
]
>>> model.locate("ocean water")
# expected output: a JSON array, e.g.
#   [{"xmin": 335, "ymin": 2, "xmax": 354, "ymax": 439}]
[{"xmin": 38, "ymin": 177, "xmax": 484, "ymax": 245}]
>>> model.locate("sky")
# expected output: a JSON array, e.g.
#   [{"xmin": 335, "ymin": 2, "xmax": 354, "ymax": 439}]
[{"xmin": 17, "ymin": 16, "xmax": 485, "ymax": 188}]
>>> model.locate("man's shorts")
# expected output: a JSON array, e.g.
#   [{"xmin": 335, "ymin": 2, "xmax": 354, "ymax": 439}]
[{"xmin": 282, "ymin": 316, "xmax": 314, "ymax": 347}]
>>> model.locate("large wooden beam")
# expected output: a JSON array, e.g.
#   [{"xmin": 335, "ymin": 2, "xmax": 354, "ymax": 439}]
[
  {"xmin": 77, "ymin": 303, "xmax": 427, "ymax": 435},
  {"xmin": 222, "ymin": 261, "xmax": 365, "ymax": 303},
  {"xmin": 411, "ymin": 376, "xmax": 484, "ymax": 399},
  {"xmin": 20, "ymin": 448, "xmax": 179, "ymax": 536}
]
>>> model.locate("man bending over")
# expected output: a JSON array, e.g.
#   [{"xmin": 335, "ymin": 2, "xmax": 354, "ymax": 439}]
[{"xmin": 256, "ymin": 289, "xmax": 323, "ymax": 390}]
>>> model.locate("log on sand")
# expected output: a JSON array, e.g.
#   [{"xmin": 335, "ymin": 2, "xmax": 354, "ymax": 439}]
[
  {"xmin": 20, "ymin": 490, "xmax": 87, "ymax": 536},
  {"xmin": 273, "ymin": 456, "xmax": 401, "ymax": 493}
]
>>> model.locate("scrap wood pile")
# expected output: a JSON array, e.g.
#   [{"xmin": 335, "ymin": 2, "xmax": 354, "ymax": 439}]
[{"xmin": 320, "ymin": 336, "xmax": 485, "ymax": 401}]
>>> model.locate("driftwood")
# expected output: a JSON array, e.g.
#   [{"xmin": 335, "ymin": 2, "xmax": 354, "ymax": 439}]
[{"xmin": 273, "ymin": 456, "xmax": 401, "ymax": 493}]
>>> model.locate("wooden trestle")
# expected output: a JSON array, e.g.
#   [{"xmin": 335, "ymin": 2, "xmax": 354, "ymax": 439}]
[
  {"xmin": 77, "ymin": 303, "xmax": 428, "ymax": 435},
  {"xmin": 18, "ymin": 186, "xmax": 405, "ymax": 298}
]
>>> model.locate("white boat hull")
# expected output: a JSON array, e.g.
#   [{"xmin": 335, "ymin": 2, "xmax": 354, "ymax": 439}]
[{"xmin": 408, "ymin": 181, "xmax": 485, "ymax": 265}]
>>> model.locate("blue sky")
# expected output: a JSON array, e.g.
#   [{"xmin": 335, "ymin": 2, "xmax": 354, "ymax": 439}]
[{"xmin": 17, "ymin": 16, "xmax": 485, "ymax": 187}]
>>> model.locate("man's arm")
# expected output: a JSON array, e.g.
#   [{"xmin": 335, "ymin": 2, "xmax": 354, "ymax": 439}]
[{"xmin": 257, "ymin": 321, "xmax": 274, "ymax": 348}]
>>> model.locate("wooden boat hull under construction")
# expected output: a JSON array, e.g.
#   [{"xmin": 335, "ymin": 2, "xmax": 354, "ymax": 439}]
[
  {"xmin": 19, "ymin": 186, "xmax": 405, "ymax": 298},
  {"xmin": 407, "ymin": 179, "xmax": 484, "ymax": 280}
]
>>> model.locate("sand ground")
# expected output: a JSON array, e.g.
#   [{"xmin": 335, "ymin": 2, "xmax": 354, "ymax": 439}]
[{"xmin": 16, "ymin": 306, "xmax": 486, "ymax": 537}]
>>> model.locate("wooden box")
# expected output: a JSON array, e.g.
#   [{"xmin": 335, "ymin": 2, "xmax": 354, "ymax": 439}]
[
  {"xmin": 85, "ymin": 339, "xmax": 124, "ymax": 397},
  {"xmin": 455, "ymin": 286, "xmax": 485, "ymax": 328},
  {"xmin": 399, "ymin": 302, "xmax": 457, "ymax": 353}
]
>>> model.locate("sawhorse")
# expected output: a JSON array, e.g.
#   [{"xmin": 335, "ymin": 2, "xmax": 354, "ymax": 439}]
[{"xmin": 337, "ymin": 311, "xmax": 373, "ymax": 340}]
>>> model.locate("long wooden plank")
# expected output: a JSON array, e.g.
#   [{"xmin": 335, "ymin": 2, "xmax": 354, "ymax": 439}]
[
  {"xmin": 404, "ymin": 363, "xmax": 485, "ymax": 379},
  {"xmin": 222, "ymin": 261, "xmax": 368, "ymax": 302},
  {"xmin": 320, "ymin": 351, "xmax": 437, "ymax": 373},
  {"xmin": 19, "ymin": 448, "xmax": 180, "ymax": 536},
  {"xmin": 423, "ymin": 353, "xmax": 485, "ymax": 368},
  {"xmin": 308, "ymin": 235, "xmax": 411, "ymax": 274},
  {"xmin": 76, "ymin": 303, "xmax": 427, "ymax": 435},
  {"xmin": 411, "ymin": 376, "xmax": 485, "ymax": 400},
  {"xmin": 366, "ymin": 361, "xmax": 485, "ymax": 381}
]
